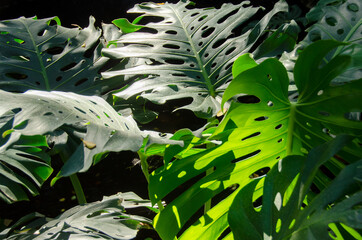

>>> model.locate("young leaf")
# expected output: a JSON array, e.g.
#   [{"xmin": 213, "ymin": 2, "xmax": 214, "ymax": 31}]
[
  {"xmin": 102, "ymin": 0, "xmax": 293, "ymax": 122},
  {"xmin": 229, "ymin": 135, "xmax": 362, "ymax": 240},
  {"xmin": 148, "ymin": 40, "xmax": 362, "ymax": 239}
]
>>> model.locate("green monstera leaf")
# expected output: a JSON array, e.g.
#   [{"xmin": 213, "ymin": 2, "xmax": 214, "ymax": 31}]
[
  {"xmin": 0, "ymin": 16, "xmax": 122, "ymax": 95},
  {"xmin": 0, "ymin": 90, "xmax": 145, "ymax": 180},
  {"xmin": 102, "ymin": 0, "xmax": 299, "ymax": 122},
  {"xmin": 0, "ymin": 133, "xmax": 52, "ymax": 203},
  {"xmin": 145, "ymin": 40, "xmax": 362, "ymax": 239},
  {"xmin": 281, "ymin": 0, "xmax": 362, "ymax": 84},
  {"xmin": 229, "ymin": 135, "xmax": 362, "ymax": 240},
  {"xmin": 0, "ymin": 192, "xmax": 154, "ymax": 239}
]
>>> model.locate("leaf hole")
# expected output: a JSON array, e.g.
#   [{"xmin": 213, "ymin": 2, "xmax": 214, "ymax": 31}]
[
  {"xmin": 163, "ymin": 44, "xmax": 180, "ymax": 49},
  {"xmin": 225, "ymin": 47, "xmax": 236, "ymax": 55},
  {"xmin": 211, "ymin": 62, "xmax": 217, "ymax": 68},
  {"xmin": 249, "ymin": 167, "xmax": 270, "ymax": 179},
  {"xmin": 254, "ymin": 116, "xmax": 268, "ymax": 121},
  {"xmin": 326, "ymin": 16, "xmax": 337, "ymax": 26},
  {"xmin": 56, "ymin": 76, "xmax": 62, "ymax": 82},
  {"xmin": 5, "ymin": 72, "xmax": 28, "ymax": 80},
  {"xmin": 217, "ymin": 9, "xmax": 238, "ymax": 24},
  {"xmin": 165, "ymin": 30, "xmax": 177, "ymax": 35},
  {"xmin": 237, "ymin": 95, "xmax": 260, "ymax": 104},
  {"xmin": 275, "ymin": 124, "xmax": 283, "ymax": 129},
  {"xmin": 83, "ymin": 40, "xmax": 100, "ymax": 58},
  {"xmin": 74, "ymin": 107, "xmax": 86, "ymax": 114},
  {"xmin": 45, "ymin": 46, "xmax": 64, "ymax": 55},
  {"xmin": 198, "ymin": 42, "xmax": 203, "ymax": 46},
  {"xmin": 165, "ymin": 59, "xmax": 184, "ymax": 65},
  {"xmin": 190, "ymin": 26, "xmax": 195, "ymax": 31},
  {"xmin": 124, "ymin": 123, "xmax": 129, "ymax": 130},
  {"xmin": 204, "ymin": 53, "xmax": 209, "ymax": 58},
  {"xmin": 277, "ymin": 138, "xmax": 283, "ymax": 143},
  {"xmin": 172, "ymin": 73, "xmax": 187, "ymax": 77},
  {"xmin": 347, "ymin": 3, "xmax": 359, "ymax": 12},
  {"xmin": 309, "ymin": 31, "xmax": 321, "ymax": 42},
  {"xmin": 198, "ymin": 15, "xmax": 208, "ymax": 22},
  {"xmin": 225, "ymin": 62, "xmax": 233, "ymax": 70},
  {"xmin": 211, "ymin": 184, "xmax": 239, "ymax": 208},
  {"xmin": 305, "ymin": 135, "xmax": 311, "ymax": 140},
  {"xmin": 232, "ymin": 150, "xmax": 261, "ymax": 164},
  {"xmin": 267, "ymin": 74, "xmax": 272, "ymax": 81},
  {"xmin": 201, "ymin": 27, "xmax": 215, "ymax": 38},
  {"xmin": 75, "ymin": 78, "xmax": 88, "ymax": 86},
  {"xmin": 212, "ymin": 38, "xmax": 227, "ymax": 49},
  {"xmin": 337, "ymin": 29, "xmax": 344, "ymax": 35},
  {"xmin": 43, "ymin": 112, "xmax": 54, "ymax": 116},
  {"xmin": 190, "ymin": 64, "xmax": 195, "ymax": 67},
  {"xmin": 317, "ymin": 90, "xmax": 324, "ymax": 96},
  {"xmin": 61, "ymin": 62, "xmax": 77, "ymax": 72},
  {"xmin": 242, "ymin": 132, "xmax": 261, "ymax": 141},
  {"xmin": 191, "ymin": 12, "xmax": 199, "ymax": 17}
]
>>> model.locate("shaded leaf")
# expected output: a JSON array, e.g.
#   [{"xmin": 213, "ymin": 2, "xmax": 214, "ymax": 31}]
[
  {"xmin": 0, "ymin": 16, "xmax": 122, "ymax": 95},
  {"xmin": 0, "ymin": 192, "xmax": 154, "ymax": 239},
  {"xmin": 229, "ymin": 135, "xmax": 362, "ymax": 240}
]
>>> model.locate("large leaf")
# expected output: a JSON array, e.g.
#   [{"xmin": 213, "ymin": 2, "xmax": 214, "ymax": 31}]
[
  {"xmin": 0, "ymin": 133, "xmax": 52, "ymax": 203},
  {"xmin": 146, "ymin": 40, "xmax": 362, "ymax": 239},
  {"xmin": 229, "ymin": 135, "xmax": 362, "ymax": 240},
  {"xmin": 0, "ymin": 90, "xmax": 144, "ymax": 179},
  {"xmin": 0, "ymin": 192, "xmax": 154, "ymax": 239},
  {"xmin": 102, "ymin": 0, "xmax": 298, "ymax": 122},
  {"xmin": 281, "ymin": 0, "xmax": 362, "ymax": 84},
  {"xmin": 0, "ymin": 16, "xmax": 122, "ymax": 95}
]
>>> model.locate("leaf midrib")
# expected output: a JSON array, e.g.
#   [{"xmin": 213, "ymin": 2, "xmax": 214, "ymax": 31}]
[
  {"xmin": 169, "ymin": 5, "xmax": 216, "ymax": 97},
  {"xmin": 23, "ymin": 19, "xmax": 51, "ymax": 91}
]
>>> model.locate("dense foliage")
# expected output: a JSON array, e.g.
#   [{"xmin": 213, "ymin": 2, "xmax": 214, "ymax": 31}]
[{"xmin": 0, "ymin": 0, "xmax": 361, "ymax": 239}]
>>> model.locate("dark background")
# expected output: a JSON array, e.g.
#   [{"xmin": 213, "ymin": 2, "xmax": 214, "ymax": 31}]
[
  {"xmin": 0, "ymin": 0, "xmax": 317, "ymax": 238},
  {"xmin": 0, "ymin": 0, "xmax": 314, "ymax": 28}
]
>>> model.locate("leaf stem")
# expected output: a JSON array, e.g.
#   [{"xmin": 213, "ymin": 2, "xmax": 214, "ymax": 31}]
[{"xmin": 59, "ymin": 152, "xmax": 87, "ymax": 205}]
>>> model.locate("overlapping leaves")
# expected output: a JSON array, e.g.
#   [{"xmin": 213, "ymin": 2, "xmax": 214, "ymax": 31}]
[
  {"xmin": 229, "ymin": 135, "xmax": 362, "ymax": 240},
  {"xmin": 0, "ymin": 90, "xmax": 144, "ymax": 181},
  {"xmin": 0, "ymin": 134, "xmax": 52, "ymax": 203},
  {"xmin": 0, "ymin": 192, "xmax": 154, "ymax": 239},
  {"xmin": 0, "ymin": 16, "xmax": 122, "ymax": 95},
  {"xmin": 146, "ymin": 40, "xmax": 362, "ymax": 239},
  {"xmin": 102, "ymin": 0, "xmax": 299, "ymax": 122}
]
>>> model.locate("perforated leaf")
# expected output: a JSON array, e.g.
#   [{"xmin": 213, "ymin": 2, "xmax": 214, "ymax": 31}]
[
  {"xmin": 0, "ymin": 192, "xmax": 153, "ymax": 239},
  {"xmin": 0, "ymin": 134, "xmax": 52, "ymax": 203},
  {"xmin": 0, "ymin": 90, "xmax": 144, "ymax": 178},
  {"xmin": 147, "ymin": 40, "xmax": 362, "ymax": 239},
  {"xmin": 102, "ymin": 0, "xmax": 296, "ymax": 122},
  {"xmin": 0, "ymin": 16, "xmax": 122, "ymax": 95},
  {"xmin": 229, "ymin": 135, "xmax": 362, "ymax": 240},
  {"xmin": 281, "ymin": 0, "xmax": 362, "ymax": 83}
]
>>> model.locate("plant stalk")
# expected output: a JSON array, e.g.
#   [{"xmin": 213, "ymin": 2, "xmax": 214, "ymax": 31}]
[{"xmin": 59, "ymin": 152, "xmax": 87, "ymax": 205}]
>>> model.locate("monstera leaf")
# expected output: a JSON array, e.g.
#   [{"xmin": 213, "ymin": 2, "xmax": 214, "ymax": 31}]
[
  {"xmin": 102, "ymin": 0, "xmax": 299, "ymax": 122},
  {"xmin": 0, "ymin": 192, "xmax": 154, "ymax": 239},
  {"xmin": 281, "ymin": 0, "xmax": 362, "ymax": 83},
  {"xmin": 229, "ymin": 135, "xmax": 362, "ymax": 240},
  {"xmin": 0, "ymin": 133, "xmax": 52, "ymax": 203},
  {"xmin": 0, "ymin": 90, "xmax": 145, "ymax": 179},
  {"xmin": 0, "ymin": 16, "xmax": 122, "ymax": 95},
  {"xmin": 145, "ymin": 40, "xmax": 362, "ymax": 239}
]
